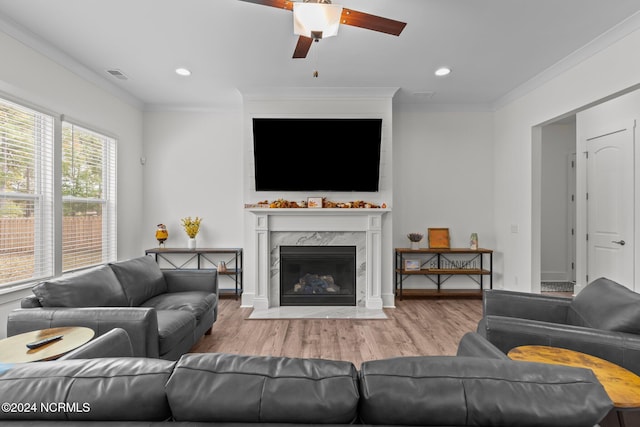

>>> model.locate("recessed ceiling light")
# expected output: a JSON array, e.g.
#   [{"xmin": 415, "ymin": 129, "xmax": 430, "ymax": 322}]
[
  {"xmin": 175, "ymin": 67, "xmax": 192, "ymax": 76},
  {"xmin": 434, "ymin": 67, "xmax": 451, "ymax": 77}
]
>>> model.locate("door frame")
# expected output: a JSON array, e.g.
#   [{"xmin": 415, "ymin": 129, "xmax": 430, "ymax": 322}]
[{"xmin": 532, "ymin": 88, "xmax": 640, "ymax": 295}]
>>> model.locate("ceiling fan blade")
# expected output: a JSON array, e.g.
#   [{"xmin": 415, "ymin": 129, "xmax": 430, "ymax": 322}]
[
  {"xmin": 293, "ymin": 35, "xmax": 314, "ymax": 58},
  {"xmin": 340, "ymin": 8, "xmax": 406, "ymax": 36},
  {"xmin": 237, "ymin": 0, "xmax": 293, "ymax": 11}
]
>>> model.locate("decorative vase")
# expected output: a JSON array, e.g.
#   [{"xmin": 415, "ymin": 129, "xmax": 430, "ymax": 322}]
[
  {"xmin": 470, "ymin": 233, "xmax": 478, "ymax": 250},
  {"xmin": 411, "ymin": 241, "xmax": 420, "ymax": 250},
  {"xmin": 188, "ymin": 237, "xmax": 197, "ymax": 250}
]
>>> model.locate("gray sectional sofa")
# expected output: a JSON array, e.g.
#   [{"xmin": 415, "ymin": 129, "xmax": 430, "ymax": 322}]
[
  {"xmin": 0, "ymin": 338, "xmax": 613, "ymax": 426},
  {"xmin": 7, "ymin": 255, "xmax": 218, "ymax": 360}
]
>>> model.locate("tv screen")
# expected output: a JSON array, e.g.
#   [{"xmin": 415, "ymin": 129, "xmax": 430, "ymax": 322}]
[{"xmin": 252, "ymin": 118, "xmax": 382, "ymax": 192}]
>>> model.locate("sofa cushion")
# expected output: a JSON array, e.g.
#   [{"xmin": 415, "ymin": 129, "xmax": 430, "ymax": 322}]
[
  {"xmin": 156, "ymin": 310, "xmax": 196, "ymax": 356},
  {"xmin": 32, "ymin": 265, "xmax": 127, "ymax": 307},
  {"xmin": 567, "ymin": 277, "xmax": 640, "ymax": 334},
  {"xmin": 0, "ymin": 358, "xmax": 174, "ymax": 421},
  {"xmin": 359, "ymin": 356, "xmax": 612, "ymax": 427},
  {"xmin": 142, "ymin": 291, "xmax": 217, "ymax": 321},
  {"xmin": 109, "ymin": 256, "xmax": 168, "ymax": 306},
  {"xmin": 166, "ymin": 353, "xmax": 359, "ymax": 424}
]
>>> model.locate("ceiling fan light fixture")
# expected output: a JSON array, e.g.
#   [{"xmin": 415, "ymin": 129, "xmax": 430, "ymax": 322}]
[{"xmin": 293, "ymin": 2, "xmax": 343, "ymax": 39}]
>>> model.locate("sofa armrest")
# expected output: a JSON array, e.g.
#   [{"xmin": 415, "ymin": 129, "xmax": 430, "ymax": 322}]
[
  {"xmin": 483, "ymin": 289, "xmax": 571, "ymax": 323},
  {"xmin": 481, "ymin": 315, "xmax": 640, "ymax": 375},
  {"xmin": 456, "ymin": 332, "xmax": 509, "ymax": 360},
  {"xmin": 20, "ymin": 295, "xmax": 42, "ymax": 308},
  {"xmin": 7, "ymin": 307, "xmax": 160, "ymax": 358},
  {"xmin": 163, "ymin": 269, "xmax": 218, "ymax": 294},
  {"xmin": 59, "ymin": 328, "xmax": 134, "ymax": 360}
]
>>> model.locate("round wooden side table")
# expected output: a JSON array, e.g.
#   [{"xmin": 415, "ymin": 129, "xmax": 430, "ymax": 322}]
[
  {"xmin": 508, "ymin": 345, "xmax": 640, "ymax": 426},
  {"xmin": 0, "ymin": 326, "xmax": 95, "ymax": 363}
]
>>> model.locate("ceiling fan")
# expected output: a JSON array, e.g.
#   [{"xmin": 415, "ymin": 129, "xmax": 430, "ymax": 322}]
[{"xmin": 238, "ymin": 0, "xmax": 407, "ymax": 59}]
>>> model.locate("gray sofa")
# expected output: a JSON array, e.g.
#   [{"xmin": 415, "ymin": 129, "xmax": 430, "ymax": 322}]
[
  {"xmin": 0, "ymin": 338, "xmax": 612, "ymax": 426},
  {"xmin": 7, "ymin": 255, "xmax": 218, "ymax": 360},
  {"xmin": 477, "ymin": 277, "xmax": 640, "ymax": 375}
]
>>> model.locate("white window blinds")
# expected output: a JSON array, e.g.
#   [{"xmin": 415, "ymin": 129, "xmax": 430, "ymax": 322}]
[
  {"xmin": 61, "ymin": 122, "xmax": 117, "ymax": 272},
  {"xmin": 0, "ymin": 98, "xmax": 54, "ymax": 285}
]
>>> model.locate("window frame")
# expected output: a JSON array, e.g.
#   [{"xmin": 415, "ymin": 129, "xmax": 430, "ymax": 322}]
[
  {"xmin": 0, "ymin": 95, "xmax": 56, "ymax": 287},
  {"xmin": 0, "ymin": 93, "xmax": 118, "ymax": 288},
  {"xmin": 60, "ymin": 119, "xmax": 118, "ymax": 273}
]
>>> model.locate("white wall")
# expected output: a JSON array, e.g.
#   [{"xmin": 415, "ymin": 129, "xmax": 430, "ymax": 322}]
[
  {"xmin": 540, "ymin": 122, "xmax": 575, "ymax": 282},
  {"xmin": 393, "ymin": 107, "xmax": 495, "ymax": 289},
  {"xmin": 0, "ymin": 31, "xmax": 144, "ymax": 337},
  {"xmin": 494, "ymin": 25, "xmax": 640, "ymax": 292},
  {"xmin": 140, "ymin": 98, "xmax": 498, "ymax": 300},
  {"xmin": 142, "ymin": 110, "xmax": 244, "ymax": 249}
]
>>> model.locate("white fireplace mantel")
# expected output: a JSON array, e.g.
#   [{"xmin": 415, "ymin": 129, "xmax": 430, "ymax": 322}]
[{"xmin": 246, "ymin": 208, "xmax": 390, "ymax": 310}]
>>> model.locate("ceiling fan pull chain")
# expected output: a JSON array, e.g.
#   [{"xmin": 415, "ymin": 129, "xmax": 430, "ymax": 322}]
[{"xmin": 313, "ymin": 39, "xmax": 319, "ymax": 78}]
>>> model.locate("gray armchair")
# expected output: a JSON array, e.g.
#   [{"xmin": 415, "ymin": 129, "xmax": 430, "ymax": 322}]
[{"xmin": 477, "ymin": 277, "xmax": 640, "ymax": 375}]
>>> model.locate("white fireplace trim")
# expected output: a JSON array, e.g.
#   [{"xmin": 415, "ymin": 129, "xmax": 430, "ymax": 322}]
[
  {"xmin": 247, "ymin": 208, "xmax": 390, "ymax": 310},
  {"xmin": 271, "ymin": 232, "xmax": 365, "ymax": 307}
]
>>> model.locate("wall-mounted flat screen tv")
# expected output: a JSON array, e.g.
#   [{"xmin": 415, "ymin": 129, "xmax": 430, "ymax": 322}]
[{"xmin": 252, "ymin": 118, "xmax": 382, "ymax": 192}]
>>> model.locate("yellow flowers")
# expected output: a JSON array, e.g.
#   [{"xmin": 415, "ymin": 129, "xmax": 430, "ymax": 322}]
[{"xmin": 181, "ymin": 216, "xmax": 202, "ymax": 238}]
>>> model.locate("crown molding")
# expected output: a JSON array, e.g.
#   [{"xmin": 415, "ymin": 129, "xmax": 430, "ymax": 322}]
[
  {"xmin": 0, "ymin": 14, "xmax": 144, "ymax": 110},
  {"xmin": 143, "ymin": 103, "xmax": 243, "ymax": 114},
  {"xmin": 492, "ymin": 10, "xmax": 640, "ymax": 111},
  {"xmin": 239, "ymin": 86, "xmax": 400, "ymax": 101}
]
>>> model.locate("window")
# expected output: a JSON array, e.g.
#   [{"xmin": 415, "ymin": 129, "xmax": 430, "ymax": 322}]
[
  {"xmin": 0, "ymin": 98, "xmax": 54, "ymax": 285},
  {"xmin": 62, "ymin": 122, "xmax": 117, "ymax": 272},
  {"xmin": 0, "ymin": 95, "xmax": 117, "ymax": 287}
]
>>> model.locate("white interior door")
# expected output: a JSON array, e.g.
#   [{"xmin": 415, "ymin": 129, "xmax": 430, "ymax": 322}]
[{"xmin": 586, "ymin": 124, "xmax": 635, "ymax": 288}]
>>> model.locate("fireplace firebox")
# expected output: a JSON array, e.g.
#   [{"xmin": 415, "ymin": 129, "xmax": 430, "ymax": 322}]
[{"xmin": 280, "ymin": 246, "xmax": 356, "ymax": 306}]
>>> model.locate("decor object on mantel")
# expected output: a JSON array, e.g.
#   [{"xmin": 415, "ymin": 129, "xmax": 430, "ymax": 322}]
[
  {"xmin": 181, "ymin": 216, "xmax": 202, "ymax": 249},
  {"xmin": 155, "ymin": 224, "xmax": 168, "ymax": 248},
  {"xmin": 307, "ymin": 197, "xmax": 322, "ymax": 208},
  {"xmin": 238, "ymin": 0, "xmax": 406, "ymax": 59},
  {"xmin": 245, "ymin": 198, "xmax": 385, "ymax": 209},
  {"xmin": 407, "ymin": 233, "xmax": 423, "ymax": 250}
]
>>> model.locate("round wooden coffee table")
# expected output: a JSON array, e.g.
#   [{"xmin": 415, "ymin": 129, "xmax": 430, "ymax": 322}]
[
  {"xmin": 508, "ymin": 345, "xmax": 640, "ymax": 426},
  {"xmin": 0, "ymin": 327, "xmax": 95, "ymax": 363}
]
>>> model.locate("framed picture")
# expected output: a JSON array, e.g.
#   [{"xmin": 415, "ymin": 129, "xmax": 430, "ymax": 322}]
[
  {"xmin": 428, "ymin": 228, "xmax": 450, "ymax": 248},
  {"xmin": 307, "ymin": 197, "xmax": 323, "ymax": 208},
  {"xmin": 404, "ymin": 259, "xmax": 420, "ymax": 271}
]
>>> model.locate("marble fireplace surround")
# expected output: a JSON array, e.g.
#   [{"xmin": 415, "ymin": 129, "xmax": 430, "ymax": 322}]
[{"xmin": 247, "ymin": 208, "xmax": 389, "ymax": 315}]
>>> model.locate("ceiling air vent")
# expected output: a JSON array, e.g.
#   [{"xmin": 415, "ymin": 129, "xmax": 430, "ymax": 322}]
[{"xmin": 106, "ymin": 69, "xmax": 128, "ymax": 80}]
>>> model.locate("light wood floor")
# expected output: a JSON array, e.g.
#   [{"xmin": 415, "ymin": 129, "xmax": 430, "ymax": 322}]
[{"xmin": 191, "ymin": 298, "xmax": 483, "ymax": 367}]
